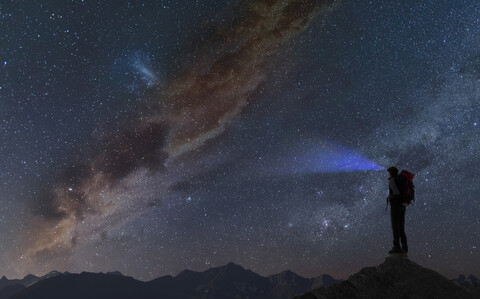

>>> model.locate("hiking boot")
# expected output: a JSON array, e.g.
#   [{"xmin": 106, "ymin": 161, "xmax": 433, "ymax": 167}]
[{"xmin": 388, "ymin": 247, "xmax": 402, "ymax": 254}]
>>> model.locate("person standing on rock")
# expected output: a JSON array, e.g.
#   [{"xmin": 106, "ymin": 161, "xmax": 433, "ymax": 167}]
[{"xmin": 387, "ymin": 166, "xmax": 409, "ymax": 255}]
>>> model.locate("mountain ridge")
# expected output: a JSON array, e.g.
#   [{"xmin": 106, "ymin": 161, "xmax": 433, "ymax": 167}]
[
  {"xmin": 3, "ymin": 263, "xmax": 341, "ymax": 299},
  {"xmin": 2, "ymin": 260, "xmax": 479, "ymax": 299}
]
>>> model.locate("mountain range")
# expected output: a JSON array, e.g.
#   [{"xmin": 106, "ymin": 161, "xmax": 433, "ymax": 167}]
[
  {"xmin": 0, "ymin": 263, "xmax": 341, "ymax": 299},
  {"xmin": 0, "ymin": 258, "xmax": 478, "ymax": 299}
]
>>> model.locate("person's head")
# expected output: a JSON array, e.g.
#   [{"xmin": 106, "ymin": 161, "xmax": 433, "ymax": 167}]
[{"xmin": 387, "ymin": 166, "xmax": 398, "ymax": 178}]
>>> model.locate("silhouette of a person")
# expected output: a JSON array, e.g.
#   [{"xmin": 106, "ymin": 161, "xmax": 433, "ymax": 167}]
[{"xmin": 387, "ymin": 166, "xmax": 408, "ymax": 255}]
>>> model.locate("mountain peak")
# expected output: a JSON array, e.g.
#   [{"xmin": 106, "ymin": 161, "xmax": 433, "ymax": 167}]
[
  {"xmin": 225, "ymin": 262, "xmax": 244, "ymax": 269},
  {"xmin": 208, "ymin": 262, "xmax": 248, "ymax": 275},
  {"xmin": 22, "ymin": 274, "xmax": 38, "ymax": 280},
  {"xmin": 269, "ymin": 269, "xmax": 304, "ymax": 282},
  {"xmin": 280, "ymin": 269, "xmax": 295, "ymax": 275}
]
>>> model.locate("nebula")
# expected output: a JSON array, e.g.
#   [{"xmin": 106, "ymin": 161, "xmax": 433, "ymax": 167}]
[
  {"xmin": 131, "ymin": 52, "xmax": 158, "ymax": 87},
  {"xmin": 146, "ymin": 0, "xmax": 337, "ymax": 158},
  {"xmin": 19, "ymin": 0, "xmax": 338, "ymax": 271}
]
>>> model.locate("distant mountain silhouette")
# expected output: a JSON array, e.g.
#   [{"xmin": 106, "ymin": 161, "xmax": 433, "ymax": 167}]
[
  {"xmin": 11, "ymin": 272, "xmax": 147, "ymax": 299},
  {"xmin": 0, "ymin": 270, "xmax": 72, "ymax": 299},
  {"xmin": 452, "ymin": 274, "xmax": 479, "ymax": 286},
  {"xmin": 295, "ymin": 256, "xmax": 480, "ymax": 299},
  {"xmin": 4, "ymin": 259, "xmax": 478, "ymax": 299},
  {"xmin": 7, "ymin": 262, "xmax": 341, "ymax": 299}
]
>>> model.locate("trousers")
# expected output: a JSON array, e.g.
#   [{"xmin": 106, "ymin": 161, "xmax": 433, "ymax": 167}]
[{"xmin": 390, "ymin": 205, "xmax": 408, "ymax": 252}]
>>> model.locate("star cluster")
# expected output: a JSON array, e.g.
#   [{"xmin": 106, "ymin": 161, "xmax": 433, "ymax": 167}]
[{"xmin": 0, "ymin": 0, "xmax": 479, "ymax": 281}]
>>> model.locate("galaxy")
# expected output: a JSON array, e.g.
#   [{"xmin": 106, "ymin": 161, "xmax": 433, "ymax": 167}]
[{"xmin": 0, "ymin": 0, "xmax": 479, "ymax": 282}]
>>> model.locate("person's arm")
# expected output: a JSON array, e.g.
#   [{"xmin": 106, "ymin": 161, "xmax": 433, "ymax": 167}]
[{"xmin": 387, "ymin": 184, "xmax": 394, "ymax": 201}]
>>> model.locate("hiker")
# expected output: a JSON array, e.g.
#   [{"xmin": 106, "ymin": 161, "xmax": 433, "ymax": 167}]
[{"xmin": 387, "ymin": 166, "xmax": 410, "ymax": 255}]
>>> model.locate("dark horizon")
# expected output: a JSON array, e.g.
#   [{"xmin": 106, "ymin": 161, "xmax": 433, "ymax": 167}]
[{"xmin": 1, "ymin": 259, "xmax": 478, "ymax": 283}]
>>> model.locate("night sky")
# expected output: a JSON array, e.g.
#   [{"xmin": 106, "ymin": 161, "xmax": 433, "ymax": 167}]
[{"xmin": 1, "ymin": 0, "xmax": 479, "ymax": 281}]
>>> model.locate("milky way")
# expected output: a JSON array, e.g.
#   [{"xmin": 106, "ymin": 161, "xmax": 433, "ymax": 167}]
[{"xmin": 1, "ymin": 0, "xmax": 479, "ymax": 281}]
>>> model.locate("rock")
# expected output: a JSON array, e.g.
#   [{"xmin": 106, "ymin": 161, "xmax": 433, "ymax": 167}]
[{"xmin": 296, "ymin": 256, "xmax": 480, "ymax": 299}]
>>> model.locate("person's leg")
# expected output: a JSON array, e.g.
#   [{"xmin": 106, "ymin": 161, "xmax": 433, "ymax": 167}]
[
  {"xmin": 399, "ymin": 207, "xmax": 408, "ymax": 253},
  {"xmin": 390, "ymin": 207, "xmax": 401, "ymax": 250}
]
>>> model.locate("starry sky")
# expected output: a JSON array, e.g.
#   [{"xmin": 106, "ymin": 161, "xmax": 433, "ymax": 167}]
[{"xmin": 1, "ymin": 0, "xmax": 479, "ymax": 281}]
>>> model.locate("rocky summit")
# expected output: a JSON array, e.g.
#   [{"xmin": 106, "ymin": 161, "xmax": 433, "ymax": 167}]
[{"xmin": 296, "ymin": 256, "xmax": 480, "ymax": 299}]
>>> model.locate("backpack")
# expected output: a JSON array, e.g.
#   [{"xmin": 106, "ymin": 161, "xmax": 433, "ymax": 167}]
[{"xmin": 399, "ymin": 170, "xmax": 415, "ymax": 205}]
